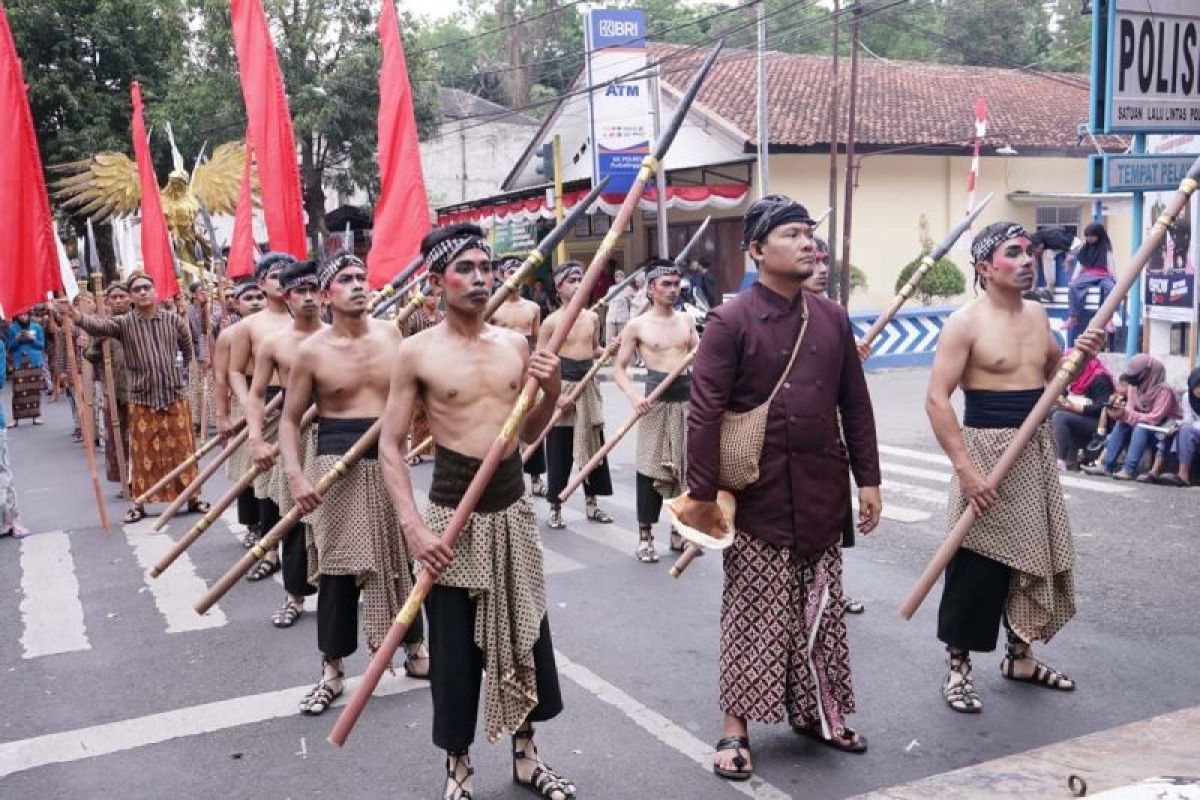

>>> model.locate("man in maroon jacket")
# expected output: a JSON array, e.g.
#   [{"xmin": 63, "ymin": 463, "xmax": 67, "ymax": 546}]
[{"xmin": 676, "ymin": 195, "xmax": 882, "ymax": 781}]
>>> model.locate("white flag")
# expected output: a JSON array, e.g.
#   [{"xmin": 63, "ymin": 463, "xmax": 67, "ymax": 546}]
[{"xmin": 53, "ymin": 222, "xmax": 80, "ymax": 300}]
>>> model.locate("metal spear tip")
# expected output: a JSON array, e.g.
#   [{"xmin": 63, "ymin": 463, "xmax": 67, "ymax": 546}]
[
  {"xmin": 535, "ymin": 176, "xmax": 611, "ymax": 257},
  {"xmin": 813, "ymin": 207, "xmax": 832, "ymax": 229},
  {"xmin": 930, "ymin": 192, "xmax": 995, "ymax": 260},
  {"xmin": 654, "ymin": 41, "xmax": 724, "ymax": 162}
]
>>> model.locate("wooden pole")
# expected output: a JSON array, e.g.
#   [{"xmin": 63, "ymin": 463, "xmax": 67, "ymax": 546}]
[
  {"xmin": 90, "ymin": 273, "xmax": 131, "ymax": 500},
  {"xmin": 898, "ymin": 160, "xmax": 1200, "ymax": 620},
  {"xmin": 62, "ymin": 315, "xmax": 110, "ymax": 533}
]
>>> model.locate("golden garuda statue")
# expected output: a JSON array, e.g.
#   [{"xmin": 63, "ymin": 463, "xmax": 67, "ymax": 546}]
[{"xmin": 51, "ymin": 128, "xmax": 249, "ymax": 277}]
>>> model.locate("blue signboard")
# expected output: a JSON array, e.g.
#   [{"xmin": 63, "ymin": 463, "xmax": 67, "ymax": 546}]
[
  {"xmin": 1088, "ymin": 152, "xmax": 1198, "ymax": 192},
  {"xmin": 584, "ymin": 8, "xmax": 651, "ymax": 194}
]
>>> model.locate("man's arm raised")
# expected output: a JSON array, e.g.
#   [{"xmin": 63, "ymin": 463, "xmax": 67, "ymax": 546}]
[
  {"xmin": 245, "ymin": 335, "xmax": 277, "ymax": 469},
  {"xmin": 280, "ymin": 342, "xmax": 320, "ymax": 513},
  {"xmin": 379, "ymin": 340, "xmax": 453, "ymax": 574}
]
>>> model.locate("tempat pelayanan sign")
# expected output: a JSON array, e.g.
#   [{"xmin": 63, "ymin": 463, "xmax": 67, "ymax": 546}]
[
  {"xmin": 1092, "ymin": 0, "xmax": 1200, "ymax": 134},
  {"xmin": 583, "ymin": 8, "xmax": 651, "ymax": 194},
  {"xmin": 1088, "ymin": 152, "xmax": 1198, "ymax": 192}
]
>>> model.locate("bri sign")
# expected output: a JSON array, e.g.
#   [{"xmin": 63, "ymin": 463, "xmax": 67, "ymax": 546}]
[{"xmin": 584, "ymin": 8, "xmax": 651, "ymax": 194}]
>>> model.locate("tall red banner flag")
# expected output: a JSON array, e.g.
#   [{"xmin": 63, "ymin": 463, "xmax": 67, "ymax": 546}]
[
  {"xmin": 130, "ymin": 82, "xmax": 179, "ymax": 300},
  {"xmin": 230, "ymin": 0, "xmax": 307, "ymax": 258},
  {"xmin": 228, "ymin": 139, "xmax": 256, "ymax": 278},
  {"xmin": 369, "ymin": 0, "xmax": 431, "ymax": 289},
  {"xmin": 0, "ymin": 5, "xmax": 62, "ymax": 315}
]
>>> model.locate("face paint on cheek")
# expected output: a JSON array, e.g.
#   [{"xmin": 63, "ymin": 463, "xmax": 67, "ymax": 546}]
[{"xmin": 445, "ymin": 271, "xmax": 469, "ymax": 290}]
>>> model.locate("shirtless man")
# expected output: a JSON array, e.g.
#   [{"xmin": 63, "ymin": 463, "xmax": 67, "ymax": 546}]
[
  {"xmin": 245, "ymin": 260, "xmax": 325, "ymax": 628},
  {"xmin": 213, "ymin": 280, "xmax": 266, "ymax": 545},
  {"xmin": 613, "ymin": 259, "xmax": 697, "ymax": 562},
  {"xmin": 280, "ymin": 252, "xmax": 427, "ymax": 717},
  {"xmin": 926, "ymin": 221, "xmax": 1103, "ymax": 714},
  {"xmin": 380, "ymin": 223, "xmax": 575, "ymax": 800},
  {"xmin": 538, "ymin": 262, "xmax": 617, "ymax": 530},
  {"xmin": 227, "ymin": 253, "xmax": 297, "ymax": 555},
  {"xmin": 490, "ymin": 255, "xmax": 548, "ymax": 496}
]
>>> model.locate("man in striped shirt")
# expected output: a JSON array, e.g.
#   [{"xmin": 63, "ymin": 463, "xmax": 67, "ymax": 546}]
[{"xmin": 64, "ymin": 272, "xmax": 209, "ymax": 524}]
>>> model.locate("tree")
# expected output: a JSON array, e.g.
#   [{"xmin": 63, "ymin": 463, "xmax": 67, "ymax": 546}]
[{"xmin": 895, "ymin": 253, "xmax": 965, "ymax": 304}]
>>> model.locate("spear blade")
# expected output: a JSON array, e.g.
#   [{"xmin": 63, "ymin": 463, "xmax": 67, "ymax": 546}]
[
  {"xmin": 930, "ymin": 192, "xmax": 994, "ymax": 261},
  {"xmin": 672, "ymin": 215, "xmax": 711, "ymax": 267}
]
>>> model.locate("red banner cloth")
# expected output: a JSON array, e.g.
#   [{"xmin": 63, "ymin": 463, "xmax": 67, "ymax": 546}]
[
  {"xmin": 230, "ymin": 0, "xmax": 306, "ymax": 258},
  {"xmin": 228, "ymin": 139, "xmax": 256, "ymax": 278},
  {"xmin": 130, "ymin": 82, "xmax": 179, "ymax": 301},
  {"xmin": 0, "ymin": 5, "xmax": 63, "ymax": 314},
  {"xmin": 368, "ymin": 0, "xmax": 430, "ymax": 289}
]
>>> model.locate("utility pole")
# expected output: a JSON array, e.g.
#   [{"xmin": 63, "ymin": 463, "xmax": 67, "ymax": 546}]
[
  {"xmin": 756, "ymin": 0, "xmax": 769, "ymax": 198},
  {"xmin": 552, "ymin": 134, "xmax": 566, "ymax": 265},
  {"xmin": 839, "ymin": 1, "xmax": 862, "ymax": 308},
  {"xmin": 826, "ymin": 0, "xmax": 841, "ymax": 301}
]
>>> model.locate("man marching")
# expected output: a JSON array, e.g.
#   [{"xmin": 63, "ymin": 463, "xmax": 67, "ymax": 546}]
[
  {"xmin": 490, "ymin": 255, "xmax": 548, "ymax": 497},
  {"xmin": 380, "ymin": 224, "xmax": 575, "ymax": 800},
  {"xmin": 402, "ymin": 281, "xmax": 443, "ymax": 466},
  {"xmin": 186, "ymin": 280, "xmax": 215, "ymax": 436},
  {"xmin": 245, "ymin": 260, "xmax": 325, "ymax": 628},
  {"xmin": 84, "ymin": 283, "xmax": 132, "ymax": 493},
  {"xmin": 674, "ymin": 195, "xmax": 882, "ymax": 780},
  {"xmin": 280, "ymin": 252, "xmax": 428, "ymax": 717},
  {"xmin": 538, "ymin": 262, "xmax": 616, "ymax": 530},
  {"xmin": 926, "ymin": 222, "xmax": 1103, "ymax": 713},
  {"xmin": 613, "ymin": 258, "xmax": 697, "ymax": 563}
]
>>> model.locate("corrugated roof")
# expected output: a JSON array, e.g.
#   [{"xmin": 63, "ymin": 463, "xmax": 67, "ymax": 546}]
[{"xmin": 438, "ymin": 86, "xmax": 539, "ymax": 126}]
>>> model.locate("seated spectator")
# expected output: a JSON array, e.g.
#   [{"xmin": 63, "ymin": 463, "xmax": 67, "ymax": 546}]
[
  {"xmin": 1050, "ymin": 350, "xmax": 1115, "ymax": 470},
  {"xmin": 1066, "ymin": 222, "xmax": 1115, "ymax": 344},
  {"xmin": 1142, "ymin": 367, "xmax": 1200, "ymax": 487},
  {"xmin": 1083, "ymin": 354, "xmax": 1182, "ymax": 480}
]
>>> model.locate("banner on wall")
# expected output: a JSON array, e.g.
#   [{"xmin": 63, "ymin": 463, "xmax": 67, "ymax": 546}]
[
  {"xmin": 583, "ymin": 8, "xmax": 651, "ymax": 194},
  {"xmin": 1143, "ymin": 135, "xmax": 1198, "ymax": 323}
]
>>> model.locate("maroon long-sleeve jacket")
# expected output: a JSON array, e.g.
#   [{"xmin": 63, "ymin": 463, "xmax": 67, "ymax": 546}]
[{"xmin": 687, "ymin": 282, "xmax": 881, "ymax": 554}]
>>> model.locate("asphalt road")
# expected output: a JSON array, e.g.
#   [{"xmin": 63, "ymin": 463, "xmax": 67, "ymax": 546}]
[{"xmin": 1, "ymin": 367, "xmax": 1197, "ymax": 799}]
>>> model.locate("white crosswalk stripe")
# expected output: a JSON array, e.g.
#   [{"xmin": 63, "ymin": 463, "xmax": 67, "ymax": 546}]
[
  {"xmin": 18, "ymin": 531, "xmax": 90, "ymax": 659},
  {"xmin": 126, "ymin": 518, "xmax": 227, "ymax": 633},
  {"xmin": 878, "ymin": 443, "xmax": 1133, "ymax": 494}
]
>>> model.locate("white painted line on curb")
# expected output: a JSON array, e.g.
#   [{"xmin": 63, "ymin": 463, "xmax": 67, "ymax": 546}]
[
  {"xmin": 0, "ymin": 671, "xmax": 426, "ymax": 778},
  {"xmin": 557, "ymin": 652, "xmax": 792, "ymax": 800},
  {"xmin": 125, "ymin": 519, "xmax": 227, "ymax": 633},
  {"xmin": 19, "ymin": 531, "xmax": 90, "ymax": 659}
]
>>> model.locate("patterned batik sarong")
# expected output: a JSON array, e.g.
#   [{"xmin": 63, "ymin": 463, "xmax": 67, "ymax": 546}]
[
  {"xmin": 719, "ymin": 532, "xmax": 855, "ymax": 738},
  {"xmin": 103, "ymin": 402, "xmax": 129, "ymax": 485},
  {"xmin": 424, "ymin": 446, "xmax": 546, "ymax": 744},
  {"xmin": 949, "ymin": 424, "xmax": 1076, "ymax": 643},
  {"xmin": 553, "ymin": 378, "xmax": 605, "ymax": 468},
  {"xmin": 189, "ymin": 365, "xmax": 216, "ymax": 433},
  {"xmin": 0, "ymin": 427, "xmax": 19, "ymax": 532},
  {"xmin": 635, "ymin": 370, "xmax": 689, "ymax": 497},
  {"xmin": 10, "ymin": 367, "xmax": 43, "ymax": 421},
  {"xmin": 252, "ymin": 396, "xmax": 282, "ymax": 502},
  {"xmin": 224, "ymin": 396, "xmax": 253, "ymax": 482},
  {"xmin": 128, "ymin": 398, "xmax": 198, "ymax": 503}
]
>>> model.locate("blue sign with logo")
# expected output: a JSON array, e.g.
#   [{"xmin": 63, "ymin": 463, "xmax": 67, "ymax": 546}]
[
  {"xmin": 584, "ymin": 8, "xmax": 651, "ymax": 194},
  {"xmin": 1088, "ymin": 152, "xmax": 1198, "ymax": 192},
  {"xmin": 587, "ymin": 9, "xmax": 646, "ymax": 50}
]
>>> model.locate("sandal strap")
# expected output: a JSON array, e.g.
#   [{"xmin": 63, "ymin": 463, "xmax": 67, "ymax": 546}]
[{"xmin": 715, "ymin": 735, "xmax": 750, "ymax": 751}]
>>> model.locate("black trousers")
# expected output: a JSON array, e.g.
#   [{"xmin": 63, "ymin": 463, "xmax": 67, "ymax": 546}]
[
  {"xmin": 237, "ymin": 487, "xmax": 260, "ymax": 528},
  {"xmin": 258, "ymin": 498, "xmax": 316, "ymax": 598},
  {"xmin": 636, "ymin": 472, "xmax": 664, "ymax": 526},
  {"xmin": 524, "ymin": 440, "xmax": 546, "ymax": 477},
  {"xmin": 426, "ymin": 584, "xmax": 563, "ymax": 752},
  {"xmin": 1050, "ymin": 408, "xmax": 1099, "ymax": 462},
  {"xmin": 545, "ymin": 426, "xmax": 612, "ymax": 504},
  {"xmin": 316, "ymin": 573, "xmax": 424, "ymax": 660},
  {"xmin": 937, "ymin": 548, "xmax": 1012, "ymax": 653}
]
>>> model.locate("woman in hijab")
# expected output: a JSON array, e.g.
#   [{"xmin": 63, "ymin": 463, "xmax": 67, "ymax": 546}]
[
  {"xmin": 1050, "ymin": 350, "xmax": 1116, "ymax": 469},
  {"xmin": 1083, "ymin": 354, "xmax": 1182, "ymax": 480},
  {"xmin": 1066, "ymin": 222, "xmax": 1115, "ymax": 344}
]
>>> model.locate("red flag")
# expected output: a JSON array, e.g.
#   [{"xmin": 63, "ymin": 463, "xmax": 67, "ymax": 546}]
[
  {"xmin": 369, "ymin": 0, "xmax": 431, "ymax": 289},
  {"xmin": 130, "ymin": 82, "xmax": 179, "ymax": 301},
  {"xmin": 0, "ymin": 5, "xmax": 61, "ymax": 315},
  {"xmin": 228, "ymin": 139, "xmax": 256, "ymax": 278},
  {"xmin": 230, "ymin": 0, "xmax": 307, "ymax": 258}
]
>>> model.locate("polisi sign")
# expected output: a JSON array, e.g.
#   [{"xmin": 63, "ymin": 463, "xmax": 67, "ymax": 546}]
[{"xmin": 1093, "ymin": 0, "xmax": 1200, "ymax": 133}]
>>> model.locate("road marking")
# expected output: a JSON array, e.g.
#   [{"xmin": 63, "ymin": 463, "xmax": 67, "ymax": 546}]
[
  {"xmin": 879, "ymin": 444, "xmax": 1132, "ymax": 494},
  {"xmin": 881, "ymin": 479, "xmax": 952, "ymax": 506},
  {"xmin": 542, "ymin": 546, "xmax": 586, "ymax": 575},
  {"xmin": 18, "ymin": 531, "xmax": 90, "ymax": 659},
  {"xmin": 557, "ymin": 652, "xmax": 792, "ymax": 800},
  {"xmin": 853, "ymin": 498, "xmax": 930, "ymax": 524},
  {"xmin": 0, "ymin": 670, "xmax": 427, "ymax": 778},
  {"xmin": 125, "ymin": 518, "xmax": 227, "ymax": 633}
]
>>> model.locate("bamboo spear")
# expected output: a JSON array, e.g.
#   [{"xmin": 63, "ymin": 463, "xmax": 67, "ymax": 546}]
[
  {"xmin": 62, "ymin": 314, "xmax": 110, "ymax": 532},
  {"xmin": 898, "ymin": 158, "xmax": 1200, "ymax": 620},
  {"xmin": 367, "ymin": 254, "xmax": 425, "ymax": 314},
  {"xmin": 558, "ymin": 347, "xmax": 698, "ymax": 503},
  {"xmin": 89, "ymin": 272, "xmax": 131, "ymax": 500},
  {"xmin": 329, "ymin": 41, "xmax": 724, "ymax": 748},
  {"xmin": 669, "ymin": 194, "xmax": 996, "ymax": 579}
]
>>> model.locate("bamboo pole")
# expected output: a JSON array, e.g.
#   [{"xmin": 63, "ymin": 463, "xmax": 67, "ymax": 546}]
[
  {"xmin": 897, "ymin": 160, "xmax": 1200, "ymax": 620},
  {"xmin": 89, "ymin": 272, "xmax": 131, "ymax": 499},
  {"xmin": 557, "ymin": 348, "xmax": 697, "ymax": 503},
  {"xmin": 328, "ymin": 42, "xmax": 725, "ymax": 749},
  {"xmin": 367, "ymin": 255, "xmax": 425, "ymax": 314},
  {"xmin": 62, "ymin": 315, "xmax": 110, "ymax": 533}
]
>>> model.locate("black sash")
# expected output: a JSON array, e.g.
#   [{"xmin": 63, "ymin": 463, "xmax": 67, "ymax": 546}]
[
  {"xmin": 560, "ymin": 357, "xmax": 593, "ymax": 382},
  {"xmin": 316, "ymin": 416, "xmax": 379, "ymax": 460},
  {"xmin": 645, "ymin": 369, "xmax": 691, "ymax": 403},
  {"xmin": 429, "ymin": 445, "xmax": 525, "ymax": 513},
  {"xmin": 963, "ymin": 388, "xmax": 1042, "ymax": 429},
  {"xmin": 264, "ymin": 385, "xmax": 284, "ymax": 405}
]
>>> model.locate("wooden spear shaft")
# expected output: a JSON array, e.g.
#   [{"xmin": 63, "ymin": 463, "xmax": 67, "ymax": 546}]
[
  {"xmin": 62, "ymin": 315, "xmax": 110, "ymax": 533},
  {"xmin": 897, "ymin": 162, "xmax": 1200, "ymax": 620},
  {"xmin": 557, "ymin": 348, "xmax": 697, "ymax": 503},
  {"xmin": 90, "ymin": 272, "xmax": 131, "ymax": 500},
  {"xmin": 519, "ymin": 353, "xmax": 611, "ymax": 464}
]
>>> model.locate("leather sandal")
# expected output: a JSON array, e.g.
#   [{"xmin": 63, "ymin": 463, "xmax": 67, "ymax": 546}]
[{"xmin": 713, "ymin": 735, "xmax": 752, "ymax": 781}]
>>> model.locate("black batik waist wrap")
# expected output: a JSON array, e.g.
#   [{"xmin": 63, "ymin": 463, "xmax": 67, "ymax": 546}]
[
  {"xmin": 963, "ymin": 388, "xmax": 1042, "ymax": 429},
  {"xmin": 560, "ymin": 356, "xmax": 593, "ymax": 382},
  {"xmin": 316, "ymin": 417, "xmax": 379, "ymax": 460},
  {"xmin": 264, "ymin": 385, "xmax": 284, "ymax": 405},
  {"xmin": 645, "ymin": 369, "xmax": 691, "ymax": 403},
  {"xmin": 429, "ymin": 445, "xmax": 524, "ymax": 513}
]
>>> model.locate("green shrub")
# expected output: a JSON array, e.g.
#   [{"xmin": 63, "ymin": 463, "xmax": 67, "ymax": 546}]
[{"xmin": 894, "ymin": 253, "xmax": 965, "ymax": 304}]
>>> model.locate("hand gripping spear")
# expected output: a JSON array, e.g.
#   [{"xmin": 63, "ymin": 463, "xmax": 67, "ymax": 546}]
[
  {"xmin": 668, "ymin": 193, "xmax": 997, "ymax": 579},
  {"xmin": 191, "ymin": 151, "xmax": 620, "ymax": 606},
  {"xmin": 368, "ymin": 254, "xmax": 425, "ymax": 314},
  {"xmin": 557, "ymin": 346, "xmax": 698, "ymax": 503},
  {"xmin": 897, "ymin": 157, "xmax": 1200, "ymax": 620},
  {"xmin": 520, "ymin": 216, "xmax": 713, "ymax": 463},
  {"xmin": 329, "ymin": 42, "xmax": 724, "ymax": 748}
]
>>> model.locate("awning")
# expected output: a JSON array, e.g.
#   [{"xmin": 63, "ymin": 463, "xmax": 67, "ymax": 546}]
[{"xmin": 437, "ymin": 184, "xmax": 749, "ymax": 226}]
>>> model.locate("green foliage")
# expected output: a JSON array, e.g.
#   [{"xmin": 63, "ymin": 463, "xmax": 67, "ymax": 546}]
[{"xmin": 894, "ymin": 253, "xmax": 965, "ymax": 305}]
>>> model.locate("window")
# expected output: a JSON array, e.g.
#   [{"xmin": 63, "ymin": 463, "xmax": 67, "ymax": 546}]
[{"xmin": 1035, "ymin": 205, "xmax": 1081, "ymax": 230}]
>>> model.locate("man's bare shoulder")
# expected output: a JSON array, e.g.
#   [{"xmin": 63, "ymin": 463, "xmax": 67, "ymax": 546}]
[
  {"xmin": 369, "ymin": 316, "xmax": 403, "ymax": 344},
  {"xmin": 297, "ymin": 326, "xmax": 334, "ymax": 357},
  {"xmin": 486, "ymin": 322, "xmax": 528, "ymax": 355},
  {"xmin": 1022, "ymin": 298, "xmax": 1051, "ymax": 323},
  {"xmin": 519, "ymin": 297, "xmax": 540, "ymax": 314}
]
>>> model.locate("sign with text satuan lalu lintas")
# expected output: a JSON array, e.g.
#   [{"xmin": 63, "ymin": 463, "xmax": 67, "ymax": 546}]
[{"xmin": 1092, "ymin": 0, "xmax": 1200, "ymax": 134}]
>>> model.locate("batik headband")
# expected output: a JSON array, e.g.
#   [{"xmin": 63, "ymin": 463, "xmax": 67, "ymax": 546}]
[
  {"xmin": 426, "ymin": 234, "xmax": 492, "ymax": 274},
  {"xmin": 970, "ymin": 222, "xmax": 1028, "ymax": 266},
  {"xmin": 742, "ymin": 194, "xmax": 816, "ymax": 250},
  {"xmin": 646, "ymin": 263, "xmax": 682, "ymax": 283},
  {"xmin": 554, "ymin": 263, "xmax": 584, "ymax": 287},
  {"xmin": 233, "ymin": 280, "xmax": 261, "ymax": 299},
  {"xmin": 317, "ymin": 253, "xmax": 366, "ymax": 290},
  {"xmin": 255, "ymin": 252, "xmax": 295, "ymax": 281}
]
